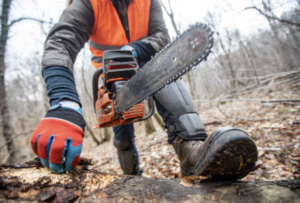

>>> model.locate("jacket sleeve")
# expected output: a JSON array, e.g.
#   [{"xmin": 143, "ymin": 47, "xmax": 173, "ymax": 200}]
[
  {"xmin": 42, "ymin": 0, "xmax": 94, "ymax": 72},
  {"xmin": 140, "ymin": 0, "xmax": 171, "ymax": 52}
]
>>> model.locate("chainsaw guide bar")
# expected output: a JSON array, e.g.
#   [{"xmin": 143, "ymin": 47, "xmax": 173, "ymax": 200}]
[{"xmin": 114, "ymin": 22, "xmax": 214, "ymax": 115}]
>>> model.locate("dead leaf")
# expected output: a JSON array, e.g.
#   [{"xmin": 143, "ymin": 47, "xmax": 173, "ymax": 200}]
[
  {"xmin": 286, "ymin": 131, "xmax": 296, "ymax": 138},
  {"xmin": 274, "ymin": 153, "xmax": 286, "ymax": 165},
  {"xmin": 289, "ymin": 159, "xmax": 299, "ymax": 165},
  {"xmin": 178, "ymin": 171, "xmax": 182, "ymax": 179},
  {"xmin": 291, "ymin": 150, "xmax": 300, "ymax": 157}
]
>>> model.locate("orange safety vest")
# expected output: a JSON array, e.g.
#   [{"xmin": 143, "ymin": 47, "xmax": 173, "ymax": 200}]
[{"xmin": 89, "ymin": 0, "xmax": 151, "ymax": 69}]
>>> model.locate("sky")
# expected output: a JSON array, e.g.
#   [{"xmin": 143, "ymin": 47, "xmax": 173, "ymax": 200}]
[{"xmin": 5, "ymin": 0, "xmax": 296, "ymax": 74}]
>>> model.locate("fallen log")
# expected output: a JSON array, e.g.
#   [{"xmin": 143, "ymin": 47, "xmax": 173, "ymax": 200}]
[{"xmin": 0, "ymin": 158, "xmax": 299, "ymax": 202}]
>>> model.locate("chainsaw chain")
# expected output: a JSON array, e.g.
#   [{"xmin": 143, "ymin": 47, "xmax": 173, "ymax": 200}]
[{"xmin": 115, "ymin": 22, "xmax": 214, "ymax": 114}]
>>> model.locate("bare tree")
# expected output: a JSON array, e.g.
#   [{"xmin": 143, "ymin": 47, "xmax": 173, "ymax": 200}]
[
  {"xmin": 234, "ymin": 30, "xmax": 260, "ymax": 85},
  {"xmin": 244, "ymin": 0, "xmax": 299, "ymax": 70},
  {"xmin": 1, "ymin": 0, "xmax": 16, "ymax": 164},
  {"xmin": 159, "ymin": 0, "xmax": 196, "ymax": 100},
  {"xmin": 145, "ymin": 118, "xmax": 156, "ymax": 136},
  {"xmin": 244, "ymin": 3, "xmax": 300, "ymax": 28},
  {"xmin": 159, "ymin": 0, "xmax": 180, "ymax": 35},
  {"xmin": 0, "ymin": 0, "xmax": 51, "ymax": 163}
]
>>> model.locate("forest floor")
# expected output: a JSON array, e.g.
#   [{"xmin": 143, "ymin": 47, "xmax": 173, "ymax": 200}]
[{"xmin": 82, "ymin": 82, "xmax": 300, "ymax": 181}]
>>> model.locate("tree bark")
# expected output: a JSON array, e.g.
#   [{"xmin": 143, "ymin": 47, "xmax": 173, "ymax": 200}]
[
  {"xmin": 103, "ymin": 127, "xmax": 112, "ymax": 142},
  {"xmin": 0, "ymin": 158, "xmax": 299, "ymax": 202},
  {"xmin": 84, "ymin": 119, "xmax": 101, "ymax": 145},
  {"xmin": 0, "ymin": 0, "xmax": 16, "ymax": 164},
  {"xmin": 145, "ymin": 117, "xmax": 156, "ymax": 136},
  {"xmin": 153, "ymin": 111, "xmax": 165, "ymax": 130}
]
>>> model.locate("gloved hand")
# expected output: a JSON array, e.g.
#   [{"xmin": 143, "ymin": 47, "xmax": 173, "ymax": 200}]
[
  {"xmin": 30, "ymin": 100, "xmax": 85, "ymax": 173},
  {"xmin": 121, "ymin": 45, "xmax": 138, "ymax": 59}
]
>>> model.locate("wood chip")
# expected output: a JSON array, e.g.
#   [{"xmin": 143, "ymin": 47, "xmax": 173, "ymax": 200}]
[{"xmin": 180, "ymin": 177, "xmax": 194, "ymax": 187}]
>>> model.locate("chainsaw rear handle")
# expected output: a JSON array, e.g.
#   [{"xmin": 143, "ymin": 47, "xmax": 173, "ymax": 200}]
[{"xmin": 92, "ymin": 67, "xmax": 155, "ymax": 122}]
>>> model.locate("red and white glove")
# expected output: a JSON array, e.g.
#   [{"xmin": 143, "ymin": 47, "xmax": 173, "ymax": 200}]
[{"xmin": 30, "ymin": 101, "xmax": 85, "ymax": 173}]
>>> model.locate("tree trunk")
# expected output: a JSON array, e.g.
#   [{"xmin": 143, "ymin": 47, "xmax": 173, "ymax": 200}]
[
  {"xmin": 153, "ymin": 111, "xmax": 165, "ymax": 130},
  {"xmin": 85, "ymin": 119, "xmax": 101, "ymax": 145},
  {"xmin": 261, "ymin": 0, "xmax": 293, "ymax": 71},
  {"xmin": 239, "ymin": 41, "xmax": 260, "ymax": 85},
  {"xmin": 0, "ymin": 0, "xmax": 16, "ymax": 164},
  {"xmin": 159, "ymin": 0, "xmax": 195, "ymax": 100},
  {"xmin": 215, "ymin": 30, "xmax": 236, "ymax": 94},
  {"xmin": 0, "ymin": 158, "xmax": 299, "ymax": 202},
  {"xmin": 187, "ymin": 73, "xmax": 195, "ymax": 99},
  {"xmin": 103, "ymin": 127, "xmax": 112, "ymax": 142},
  {"xmin": 145, "ymin": 118, "xmax": 156, "ymax": 136}
]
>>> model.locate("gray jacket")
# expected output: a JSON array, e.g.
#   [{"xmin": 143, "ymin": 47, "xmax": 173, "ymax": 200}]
[{"xmin": 42, "ymin": 0, "xmax": 170, "ymax": 71}]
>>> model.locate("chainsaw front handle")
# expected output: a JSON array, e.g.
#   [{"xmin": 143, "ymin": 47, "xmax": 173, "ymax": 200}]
[{"xmin": 138, "ymin": 96, "xmax": 154, "ymax": 121}]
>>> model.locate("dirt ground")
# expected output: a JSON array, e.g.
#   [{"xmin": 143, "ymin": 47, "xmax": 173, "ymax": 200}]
[{"xmin": 81, "ymin": 83, "xmax": 300, "ymax": 181}]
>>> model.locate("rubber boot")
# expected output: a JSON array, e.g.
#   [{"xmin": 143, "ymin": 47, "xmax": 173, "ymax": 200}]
[{"xmin": 172, "ymin": 127, "xmax": 258, "ymax": 180}]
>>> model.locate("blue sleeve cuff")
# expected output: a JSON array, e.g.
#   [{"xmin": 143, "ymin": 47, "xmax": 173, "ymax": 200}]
[{"xmin": 43, "ymin": 66, "xmax": 81, "ymax": 107}]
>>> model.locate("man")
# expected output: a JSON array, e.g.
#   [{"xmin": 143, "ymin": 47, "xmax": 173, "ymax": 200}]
[{"xmin": 31, "ymin": 0, "xmax": 258, "ymax": 179}]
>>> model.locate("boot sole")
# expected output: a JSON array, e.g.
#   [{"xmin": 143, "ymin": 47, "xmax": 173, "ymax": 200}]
[{"xmin": 187, "ymin": 128, "xmax": 258, "ymax": 180}]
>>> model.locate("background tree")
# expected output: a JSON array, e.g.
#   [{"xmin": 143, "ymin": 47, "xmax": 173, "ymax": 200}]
[
  {"xmin": 0, "ymin": 0, "xmax": 16, "ymax": 164},
  {"xmin": 159, "ymin": 0, "xmax": 196, "ymax": 100},
  {"xmin": 0, "ymin": 0, "xmax": 52, "ymax": 163}
]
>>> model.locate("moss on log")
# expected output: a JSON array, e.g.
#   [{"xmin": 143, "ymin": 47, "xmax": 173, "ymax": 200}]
[{"xmin": 0, "ymin": 158, "xmax": 299, "ymax": 202}]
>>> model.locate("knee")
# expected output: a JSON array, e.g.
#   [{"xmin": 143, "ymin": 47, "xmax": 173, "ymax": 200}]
[{"xmin": 113, "ymin": 138, "xmax": 130, "ymax": 151}]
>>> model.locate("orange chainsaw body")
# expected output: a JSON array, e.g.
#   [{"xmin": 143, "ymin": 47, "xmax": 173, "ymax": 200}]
[
  {"xmin": 92, "ymin": 50, "xmax": 154, "ymax": 128},
  {"xmin": 95, "ymin": 84, "xmax": 144, "ymax": 128}
]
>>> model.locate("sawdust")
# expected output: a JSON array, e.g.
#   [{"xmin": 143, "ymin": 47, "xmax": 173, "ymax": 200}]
[{"xmin": 180, "ymin": 175, "xmax": 212, "ymax": 187}]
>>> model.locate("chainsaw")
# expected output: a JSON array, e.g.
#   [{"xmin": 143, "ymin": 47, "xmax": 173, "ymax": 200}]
[{"xmin": 92, "ymin": 22, "xmax": 214, "ymax": 128}]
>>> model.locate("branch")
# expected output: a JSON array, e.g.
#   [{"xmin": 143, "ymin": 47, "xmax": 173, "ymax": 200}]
[
  {"xmin": 159, "ymin": 0, "xmax": 171, "ymax": 16},
  {"xmin": 84, "ymin": 119, "xmax": 103, "ymax": 146},
  {"xmin": 217, "ymin": 104, "xmax": 269, "ymax": 121},
  {"xmin": 193, "ymin": 98, "xmax": 300, "ymax": 103},
  {"xmin": 167, "ymin": 0, "xmax": 174, "ymax": 18},
  {"xmin": 2, "ymin": 150, "xmax": 15, "ymax": 164},
  {"xmin": 257, "ymin": 147, "xmax": 281, "ymax": 151},
  {"xmin": 8, "ymin": 17, "xmax": 51, "ymax": 28},
  {"xmin": 140, "ymin": 135, "xmax": 167, "ymax": 152},
  {"xmin": 244, "ymin": 6, "xmax": 300, "ymax": 27},
  {"xmin": 159, "ymin": 0, "xmax": 180, "ymax": 35},
  {"xmin": 0, "ymin": 130, "xmax": 33, "ymax": 150},
  {"xmin": 203, "ymin": 121, "xmax": 222, "ymax": 126}
]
